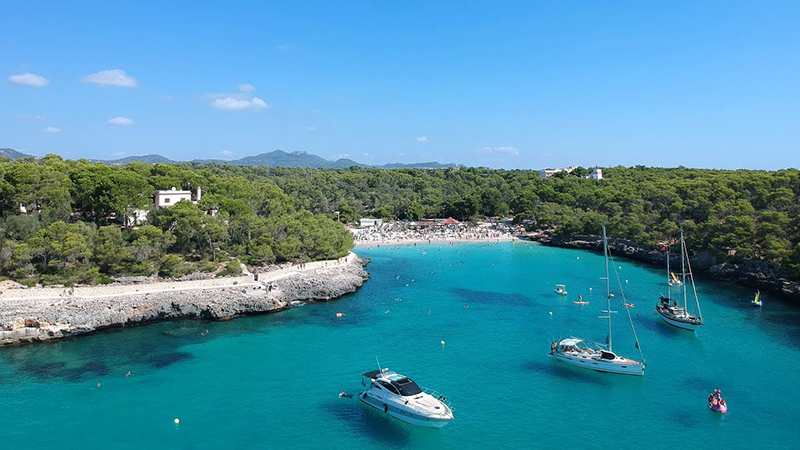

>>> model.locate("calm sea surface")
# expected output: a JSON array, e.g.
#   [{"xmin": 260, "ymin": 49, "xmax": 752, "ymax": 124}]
[{"xmin": 1, "ymin": 242, "xmax": 798, "ymax": 449}]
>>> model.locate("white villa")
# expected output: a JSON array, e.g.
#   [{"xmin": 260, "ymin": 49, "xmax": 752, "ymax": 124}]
[
  {"xmin": 154, "ymin": 186, "xmax": 202, "ymax": 209},
  {"xmin": 539, "ymin": 166, "xmax": 604, "ymax": 180},
  {"xmin": 587, "ymin": 167, "xmax": 603, "ymax": 180},
  {"xmin": 539, "ymin": 166, "xmax": 578, "ymax": 178},
  {"xmin": 122, "ymin": 186, "xmax": 203, "ymax": 227}
]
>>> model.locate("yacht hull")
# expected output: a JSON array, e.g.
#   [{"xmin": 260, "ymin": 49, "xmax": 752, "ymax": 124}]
[
  {"xmin": 359, "ymin": 392, "xmax": 453, "ymax": 428},
  {"xmin": 656, "ymin": 307, "xmax": 702, "ymax": 331},
  {"xmin": 550, "ymin": 352, "xmax": 644, "ymax": 376}
]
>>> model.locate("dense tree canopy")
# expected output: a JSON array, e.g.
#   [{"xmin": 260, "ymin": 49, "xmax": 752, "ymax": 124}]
[
  {"xmin": 1, "ymin": 156, "xmax": 799, "ymax": 284},
  {"xmin": 0, "ymin": 156, "xmax": 353, "ymax": 285},
  {"xmin": 183, "ymin": 163, "xmax": 800, "ymax": 277}
]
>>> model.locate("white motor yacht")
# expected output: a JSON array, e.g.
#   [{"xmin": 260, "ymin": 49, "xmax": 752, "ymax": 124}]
[{"xmin": 359, "ymin": 368, "xmax": 454, "ymax": 428}]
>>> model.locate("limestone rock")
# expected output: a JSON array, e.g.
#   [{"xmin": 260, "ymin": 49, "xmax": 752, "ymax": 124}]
[{"xmin": 0, "ymin": 256, "xmax": 370, "ymax": 346}]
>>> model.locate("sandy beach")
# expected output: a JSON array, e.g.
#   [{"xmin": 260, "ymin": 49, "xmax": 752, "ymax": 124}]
[
  {"xmin": 351, "ymin": 220, "xmax": 520, "ymax": 247},
  {"xmin": 354, "ymin": 235, "xmax": 517, "ymax": 247}
]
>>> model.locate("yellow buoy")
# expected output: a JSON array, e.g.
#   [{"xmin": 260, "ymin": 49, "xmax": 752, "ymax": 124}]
[
  {"xmin": 549, "ymin": 311, "xmax": 553, "ymax": 315},
  {"xmin": 441, "ymin": 340, "xmax": 446, "ymax": 346},
  {"xmin": 174, "ymin": 418, "xmax": 180, "ymax": 425}
]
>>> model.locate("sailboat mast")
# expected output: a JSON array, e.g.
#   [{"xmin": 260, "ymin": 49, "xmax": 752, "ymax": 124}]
[
  {"xmin": 684, "ymin": 236, "xmax": 703, "ymax": 322},
  {"xmin": 680, "ymin": 230, "xmax": 688, "ymax": 309},
  {"xmin": 603, "ymin": 226, "xmax": 612, "ymax": 352},
  {"xmin": 666, "ymin": 247, "xmax": 671, "ymax": 299}
]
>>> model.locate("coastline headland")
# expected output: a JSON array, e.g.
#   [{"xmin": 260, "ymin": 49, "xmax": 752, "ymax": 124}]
[
  {"xmin": 530, "ymin": 234, "xmax": 800, "ymax": 299},
  {"xmin": 0, "ymin": 252, "xmax": 369, "ymax": 347}
]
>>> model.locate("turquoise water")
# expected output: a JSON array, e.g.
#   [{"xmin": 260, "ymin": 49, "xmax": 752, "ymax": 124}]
[{"xmin": 1, "ymin": 242, "xmax": 799, "ymax": 449}]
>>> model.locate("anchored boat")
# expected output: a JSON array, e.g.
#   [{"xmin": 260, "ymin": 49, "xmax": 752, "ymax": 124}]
[
  {"xmin": 549, "ymin": 227, "xmax": 645, "ymax": 376},
  {"xmin": 359, "ymin": 367, "xmax": 453, "ymax": 428},
  {"xmin": 656, "ymin": 230, "xmax": 704, "ymax": 331}
]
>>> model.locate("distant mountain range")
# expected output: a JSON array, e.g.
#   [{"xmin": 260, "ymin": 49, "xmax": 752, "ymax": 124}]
[
  {"xmin": 0, "ymin": 148, "xmax": 35, "ymax": 160},
  {"xmin": 121, "ymin": 150, "xmax": 460, "ymax": 169},
  {"xmin": 1, "ymin": 148, "xmax": 459, "ymax": 169}
]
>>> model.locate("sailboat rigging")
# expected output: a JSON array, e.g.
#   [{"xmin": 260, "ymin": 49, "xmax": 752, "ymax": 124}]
[
  {"xmin": 549, "ymin": 227, "xmax": 645, "ymax": 376},
  {"xmin": 656, "ymin": 230, "xmax": 703, "ymax": 331}
]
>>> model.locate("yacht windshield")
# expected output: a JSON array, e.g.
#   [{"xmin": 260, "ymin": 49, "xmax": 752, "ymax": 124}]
[
  {"xmin": 391, "ymin": 377, "xmax": 423, "ymax": 396},
  {"xmin": 377, "ymin": 380, "xmax": 400, "ymax": 394}
]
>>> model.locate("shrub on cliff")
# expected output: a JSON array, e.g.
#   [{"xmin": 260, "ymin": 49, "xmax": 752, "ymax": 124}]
[
  {"xmin": 216, "ymin": 260, "xmax": 243, "ymax": 277},
  {"xmin": 159, "ymin": 254, "xmax": 186, "ymax": 278}
]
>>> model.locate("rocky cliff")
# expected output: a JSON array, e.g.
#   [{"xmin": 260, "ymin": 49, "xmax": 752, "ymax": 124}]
[
  {"xmin": 0, "ymin": 256, "xmax": 370, "ymax": 346},
  {"xmin": 537, "ymin": 235, "xmax": 800, "ymax": 299}
]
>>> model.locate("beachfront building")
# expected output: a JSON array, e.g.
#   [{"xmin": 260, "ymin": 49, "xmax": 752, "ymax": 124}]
[
  {"xmin": 539, "ymin": 165, "xmax": 578, "ymax": 178},
  {"xmin": 410, "ymin": 218, "xmax": 462, "ymax": 229},
  {"xmin": 441, "ymin": 217, "xmax": 461, "ymax": 226},
  {"xmin": 154, "ymin": 186, "xmax": 202, "ymax": 209},
  {"xmin": 359, "ymin": 218, "xmax": 384, "ymax": 228}
]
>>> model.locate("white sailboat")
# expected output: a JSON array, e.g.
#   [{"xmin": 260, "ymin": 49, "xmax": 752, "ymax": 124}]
[
  {"xmin": 549, "ymin": 227, "xmax": 645, "ymax": 376},
  {"xmin": 656, "ymin": 230, "xmax": 703, "ymax": 331}
]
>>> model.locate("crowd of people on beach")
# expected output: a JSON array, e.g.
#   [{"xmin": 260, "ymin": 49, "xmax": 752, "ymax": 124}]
[{"xmin": 351, "ymin": 220, "xmax": 519, "ymax": 244}]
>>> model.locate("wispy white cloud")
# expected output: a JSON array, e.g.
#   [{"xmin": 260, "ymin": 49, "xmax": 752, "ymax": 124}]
[
  {"xmin": 16, "ymin": 114, "xmax": 46, "ymax": 120},
  {"xmin": 207, "ymin": 84, "xmax": 269, "ymax": 111},
  {"xmin": 9, "ymin": 73, "xmax": 49, "ymax": 87},
  {"xmin": 81, "ymin": 69, "xmax": 138, "ymax": 88},
  {"xmin": 211, "ymin": 96, "xmax": 269, "ymax": 110},
  {"xmin": 42, "ymin": 126, "xmax": 60, "ymax": 133},
  {"xmin": 159, "ymin": 95, "xmax": 175, "ymax": 101},
  {"xmin": 331, "ymin": 153, "xmax": 350, "ymax": 160},
  {"xmin": 416, "ymin": 136, "xmax": 429, "ymax": 143},
  {"xmin": 306, "ymin": 126, "xmax": 316, "ymax": 132},
  {"xmin": 108, "ymin": 116, "xmax": 135, "ymax": 126},
  {"xmin": 481, "ymin": 146, "xmax": 519, "ymax": 155},
  {"xmin": 221, "ymin": 150, "xmax": 233, "ymax": 157}
]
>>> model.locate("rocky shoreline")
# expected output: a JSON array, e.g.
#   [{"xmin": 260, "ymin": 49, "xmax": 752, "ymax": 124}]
[
  {"xmin": 527, "ymin": 234, "xmax": 800, "ymax": 300},
  {"xmin": 0, "ymin": 254, "xmax": 370, "ymax": 347}
]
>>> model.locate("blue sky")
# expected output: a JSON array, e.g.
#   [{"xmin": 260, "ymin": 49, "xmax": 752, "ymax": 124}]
[{"xmin": 2, "ymin": 1, "xmax": 799, "ymax": 169}]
